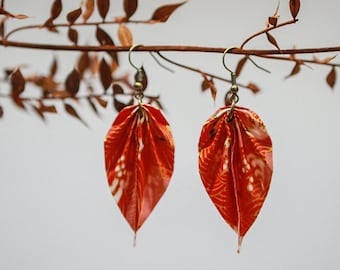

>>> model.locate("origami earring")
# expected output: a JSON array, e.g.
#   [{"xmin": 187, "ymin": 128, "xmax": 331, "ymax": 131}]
[
  {"xmin": 104, "ymin": 45, "xmax": 175, "ymax": 243},
  {"xmin": 198, "ymin": 48, "xmax": 273, "ymax": 252}
]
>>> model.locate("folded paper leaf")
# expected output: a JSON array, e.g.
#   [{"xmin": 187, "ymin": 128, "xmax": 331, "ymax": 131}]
[
  {"xmin": 198, "ymin": 106, "xmax": 273, "ymax": 252},
  {"xmin": 105, "ymin": 104, "xmax": 175, "ymax": 233}
]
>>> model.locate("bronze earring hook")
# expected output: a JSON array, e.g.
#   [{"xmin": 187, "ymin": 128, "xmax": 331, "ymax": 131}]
[{"xmin": 223, "ymin": 47, "xmax": 239, "ymax": 122}]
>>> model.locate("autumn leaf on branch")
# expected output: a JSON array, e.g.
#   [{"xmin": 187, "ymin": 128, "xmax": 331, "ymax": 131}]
[
  {"xmin": 266, "ymin": 32, "xmax": 280, "ymax": 50},
  {"xmin": 285, "ymin": 62, "xmax": 301, "ymax": 79},
  {"xmin": 65, "ymin": 68, "xmax": 80, "ymax": 96},
  {"xmin": 201, "ymin": 74, "xmax": 217, "ymax": 102},
  {"xmin": 97, "ymin": 0, "xmax": 110, "ymax": 21},
  {"xmin": 0, "ymin": 7, "xmax": 29, "ymax": 19},
  {"xmin": 267, "ymin": 1, "xmax": 280, "ymax": 27},
  {"xmin": 289, "ymin": 0, "xmax": 300, "ymax": 20},
  {"xmin": 82, "ymin": 0, "xmax": 94, "ymax": 22},
  {"xmin": 64, "ymin": 102, "xmax": 88, "ymax": 127},
  {"xmin": 43, "ymin": 0, "xmax": 62, "ymax": 30},
  {"xmin": 99, "ymin": 58, "xmax": 113, "ymax": 91},
  {"xmin": 10, "ymin": 68, "xmax": 25, "ymax": 97},
  {"xmin": 67, "ymin": 27, "xmax": 78, "ymax": 45},
  {"xmin": 235, "ymin": 57, "xmax": 248, "ymax": 78},
  {"xmin": 326, "ymin": 66, "xmax": 336, "ymax": 89},
  {"xmin": 118, "ymin": 24, "xmax": 133, "ymax": 46},
  {"xmin": 149, "ymin": 1, "xmax": 186, "ymax": 23},
  {"xmin": 66, "ymin": 8, "xmax": 82, "ymax": 25},
  {"xmin": 123, "ymin": 0, "xmax": 138, "ymax": 20},
  {"xmin": 96, "ymin": 26, "xmax": 119, "ymax": 64}
]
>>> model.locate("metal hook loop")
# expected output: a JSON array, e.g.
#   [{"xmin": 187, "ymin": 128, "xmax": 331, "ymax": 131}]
[
  {"xmin": 128, "ymin": 44, "xmax": 143, "ymax": 71},
  {"xmin": 222, "ymin": 47, "xmax": 237, "ymax": 74}
]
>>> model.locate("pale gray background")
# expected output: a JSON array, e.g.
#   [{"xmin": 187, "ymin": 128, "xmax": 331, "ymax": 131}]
[{"xmin": 0, "ymin": 0, "xmax": 339, "ymax": 269}]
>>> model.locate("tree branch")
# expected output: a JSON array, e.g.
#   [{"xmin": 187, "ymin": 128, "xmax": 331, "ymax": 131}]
[{"xmin": 1, "ymin": 39, "xmax": 340, "ymax": 56}]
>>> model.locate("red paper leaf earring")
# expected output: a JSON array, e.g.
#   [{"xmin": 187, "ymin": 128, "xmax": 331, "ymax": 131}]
[
  {"xmin": 198, "ymin": 48, "xmax": 273, "ymax": 252},
  {"xmin": 104, "ymin": 45, "xmax": 175, "ymax": 242}
]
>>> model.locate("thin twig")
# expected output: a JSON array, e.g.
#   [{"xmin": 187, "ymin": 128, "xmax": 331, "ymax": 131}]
[
  {"xmin": 257, "ymin": 54, "xmax": 340, "ymax": 67},
  {"xmin": 155, "ymin": 52, "xmax": 255, "ymax": 90},
  {"xmin": 4, "ymin": 19, "xmax": 150, "ymax": 40},
  {"xmin": 240, "ymin": 18, "xmax": 298, "ymax": 49}
]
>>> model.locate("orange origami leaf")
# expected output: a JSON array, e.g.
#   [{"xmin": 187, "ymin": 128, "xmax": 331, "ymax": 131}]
[
  {"xmin": 104, "ymin": 104, "xmax": 174, "ymax": 235},
  {"xmin": 198, "ymin": 106, "xmax": 273, "ymax": 252}
]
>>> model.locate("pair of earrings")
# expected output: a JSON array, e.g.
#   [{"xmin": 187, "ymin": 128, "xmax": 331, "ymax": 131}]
[{"xmin": 104, "ymin": 46, "xmax": 273, "ymax": 252}]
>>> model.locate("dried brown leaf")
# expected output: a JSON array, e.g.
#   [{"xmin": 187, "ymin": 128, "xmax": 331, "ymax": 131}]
[
  {"xmin": 118, "ymin": 24, "xmax": 133, "ymax": 46},
  {"xmin": 235, "ymin": 57, "xmax": 248, "ymax": 77},
  {"xmin": 200, "ymin": 76, "xmax": 216, "ymax": 101},
  {"xmin": 67, "ymin": 8, "xmax": 82, "ymax": 25},
  {"xmin": 82, "ymin": 0, "xmax": 94, "ymax": 22},
  {"xmin": 64, "ymin": 103, "xmax": 88, "ymax": 126},
  {"xmin": 10, "ymin": 68, "xmax": 25, "ymax": 96},
  {"xmin": 87, "ymin": 97, "xmax": 99, "ymax": 115},
  {"xmin": 266, "ymin": 32, "xmax": 280, "ymax": 50},
  {"xmin": 113, "ymin": 97, "xmax": 126, "ymax": 112},
  {"xmin": 32, "ymin": 105, "xmax": 46, "ymax": 121},
  {"xmin": 0, "ymin": 18, "xmax": 5, "ymax": 37},
  {"xmin": 124, "ymin": 0, "xmax": 138, "ymax": 19},
  {"xmin": 33, "ymin": 76, "xmax": 58, "ymax": 93},
  {"xmin": 50, "ymin": 57, "xmax": 58, "ymax": 77},
  {"xmin": 326, "ymin": 66, "xmax": 336, "ymax": 89},
  {"xmin": 285, "ymin": 62, "xmax": 300, "ymax": 79},
  {"xmin": 50, "ymin": 0, "xmax": 62, "ymax": 20},
  {"xmin": 112, "ymin": 83, "xmax": 124, "ymax": 95},
  {"xmin": 289, "ymin": 0, "xmax": 300, "ymax": 19},
  {"xmin": 89, "ymin": 54, "xmax": 99, "ymax": 74},
  {"xmin": 0, "ymin": 7, "xmax": 29, "ymax": 19},
  {"xmin": 95, "ymin": 96, "xmax": 108, "ymax": 108},
  {"xmin": 150, "ymin": 1, "xmax": 186, "ymax": 23},
  {"xmin": 246, "ymin": 82, "xmax": 261, "ymax": 94},
  {"xmin": 99, "ymin": 58, "xmax": 112, "ymax": 90},
  {"xmin": 96, "ymin": 26, "xmax": 119, "ymax": 62},
  {"xmin": 313, "ymin": 55, "xmax": 336, "ymax": 64},
  {"xmin": 268, "ymin": 15, "xmax": 279, "ymax": 27},
  {"xmin": 65, "ymin": 68, "xmax": 80, "ymax": 95},
  {"xmin": 97, "ymin": 0, "xmax": 110, "ymax": 21},
  {"xmin": 77, "ymin": 52, "xmax": 90, "ymax": 78},
  {"xmin": 209, "ymin": 80, "xmax": 217, "ymax": 101},
  {"xmin": 42, "ymin": 18, "xmax": 58, "ymax": 32},
  {"xmin": 41, "ymin": 104, "xmax": 57, "ymax": 113},
  {"xmin": 67, "ymin": 27, "xmax": 78, "ymax": 45},
  {"xmin": 201, "ymin": 77, "xmax": 210, "ymax": 92}
]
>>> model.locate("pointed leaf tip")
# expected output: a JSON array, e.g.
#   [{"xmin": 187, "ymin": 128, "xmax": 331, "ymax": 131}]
[
  {"xmin": 67, "ymin": 27, "xmax": 78, "ymax": 45},
  {"xmin": 82, "ymin": 0, "xmax": 94, "ymax": 22},
  {"xmin": 99, "ymin": 58, "xmax": 113, "ymax": 90},
  {"xmin": 124, "ymin": 0, "xmax": 138, "ymax": 19},
  {"xmin": 65, "ymin": 68, "xmax": 80, "ymax": 96},
  {"xmin": 198, "ymin": 106, "xmax": 272, "ymax": 250},
  {"xmin": 266, "ymin": 32, "xmax": 280, "ymax": 50},
  {"xmin": 118, "ymin": 24, "xmax": 133, "ymax": 46},
  {"xmin": 150, "ymin": 1, "xmax": 186, "ymax": 23},
  {"xmin": 326, "ymin": 66, "xmax": 336, "ymax": 89},
  {"xmin": 50, "ymin": 0, "xmax": 63, "ymax": 20},
  {"xmin": 97, "ymin": 0, "xmax": 110, "ymax": 21},
  {"xmin": 289, "ymin": 0, "xmax": 300, "ymax": 19},
  {"xmin": 67, "ymin": 8, "xmax": 82, "ymax": 25},
  {"xmin": 64, "ymin": 102, "xmax": 88, "ymax": 126},
  {"xmin": 10, "ymin": 68, "xmax": 25, "ymax": 96}
]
